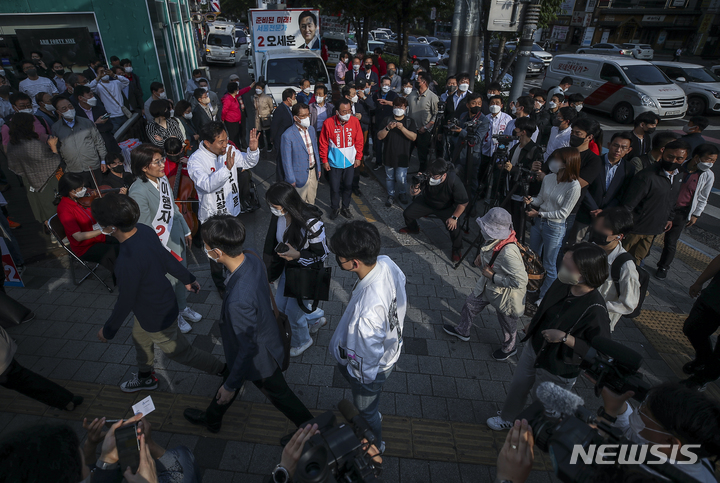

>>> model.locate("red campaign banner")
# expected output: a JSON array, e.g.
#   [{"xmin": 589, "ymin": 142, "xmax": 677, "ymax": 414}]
[{"xmin": 1, "ymin": 238, "xmax": 24, "ymax": 288}]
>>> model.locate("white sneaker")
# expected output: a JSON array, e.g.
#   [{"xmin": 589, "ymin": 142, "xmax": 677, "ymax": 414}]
[
  {"xmin": 181, "ymin": 306, "xmax": 202, "ymax": 323},
  {"xmin": 486, "ymin": 411, "xmax": 513, "ymax": 431},
  {"xmin": 290, "ymin": 338, "xmax": 313, "ymax": 357},
  {"xmin": 178, "ymin": 315, "xmax": 192, "ymax": 334},
  {"xmin": 309, "ymin": 317, "xmax": 327, "ymax": 335}
]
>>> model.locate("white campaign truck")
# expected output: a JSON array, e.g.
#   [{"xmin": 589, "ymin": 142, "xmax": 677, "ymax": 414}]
[
  {"xmin": 247, "ymin": 8, "xmax": 330, "ymax": 104},
  {"xmin": 204, "ymin": 22, "xmax": 238, "ymax": 65}
]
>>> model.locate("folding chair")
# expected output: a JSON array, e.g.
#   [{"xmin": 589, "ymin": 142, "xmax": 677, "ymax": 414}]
[{"xmin": 46, "ymin": 214, "xmax": 113, "ymax": 293}]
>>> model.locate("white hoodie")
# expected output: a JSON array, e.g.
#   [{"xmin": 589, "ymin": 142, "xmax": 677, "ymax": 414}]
[
  {"xmin": 330, "ymin": 256, "xmax": 407, "ymax": 384},
  {"xmin": 187, "ymin": 142, "xmax": 259, "ymax": 222}
]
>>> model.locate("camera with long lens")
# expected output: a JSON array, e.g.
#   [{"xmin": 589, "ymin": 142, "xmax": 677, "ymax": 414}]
[
  {"xmin": 446, "ymin": 117, "xmax": 461, "ymax": 130},
  {"xmin": 580, "ymin": 336, "xmax": 652, "ymax": 402},
  {"xmin": 411, "ymin": 172, "xmax": 429, "ymax": 188},
  {"xmin": 294, "ymin": 400, "xmax": 383, "ymax": 483},
  {"xmin": 492, "ymin": 134, "xmax": 518, "ymax": 163}
]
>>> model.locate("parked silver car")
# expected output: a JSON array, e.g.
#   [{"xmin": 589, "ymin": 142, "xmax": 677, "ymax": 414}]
[
  {"xmin": 622, "ymin": 43, "xmax": 654, "ymax": 60},
  {"xmin": 576, "ymin": 43, "xmax": 634, "ymax": 56}
]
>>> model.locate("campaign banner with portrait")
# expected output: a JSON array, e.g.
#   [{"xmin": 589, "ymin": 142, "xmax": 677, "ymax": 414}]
[{"xmin": 249, "ymin": 9, "xmax": 320, "ymax": 51}]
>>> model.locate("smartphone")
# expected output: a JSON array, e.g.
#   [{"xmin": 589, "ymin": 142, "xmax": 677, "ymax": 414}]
[
  {"xmin": 114, "ymin": 424, "xmax": 140, "ymax": 473},
  {"xmin": 104, "ymin": 419, "xmax": 122, "ymax": 428},
  {"xmin": 275, "ymin": 242, "xmax": 289, "ymax": 254},
  {"xmin": 101, "ymin": 113, "xmax": 110, "ymax": 119}
]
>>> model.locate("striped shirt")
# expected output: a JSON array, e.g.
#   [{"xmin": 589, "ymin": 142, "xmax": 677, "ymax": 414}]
[
  {"xmin": 146, "ymin": 118, "xmax": 186, "ymax": 147},
  {"xmin": 298, "ymin": 126, "xmax": 315, "ymax": 169}
]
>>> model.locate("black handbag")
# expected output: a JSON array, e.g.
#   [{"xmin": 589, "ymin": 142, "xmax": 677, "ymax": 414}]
[
  {"xmin": 0, "ymin": 291, "xmax": 33, "ymax": 328},
  {"xmin": 284, "ymin": 265, "xmax": 331, "ymax": 314}
]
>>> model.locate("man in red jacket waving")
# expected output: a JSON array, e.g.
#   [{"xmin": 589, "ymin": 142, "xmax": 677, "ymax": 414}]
[{"xmin": 318, "ymin": 98, "xmax": 363, "ymax": 220}]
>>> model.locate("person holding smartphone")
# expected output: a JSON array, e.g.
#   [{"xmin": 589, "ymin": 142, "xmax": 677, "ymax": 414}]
[
  {"xmin": 263, "ymin": 182, "xmax": 329, "ymax": 358},
  {"xmin": 93, "ymin": 193, "xmax": 225, "ymax": 393}
]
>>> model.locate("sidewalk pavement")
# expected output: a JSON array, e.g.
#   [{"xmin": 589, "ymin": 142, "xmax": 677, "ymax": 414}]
[{"xmin": 0, "ymin": 151, "xmax": 718, "ymax": 482}]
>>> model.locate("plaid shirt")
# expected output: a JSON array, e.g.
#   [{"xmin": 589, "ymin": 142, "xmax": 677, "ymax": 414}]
[{"xmin": 298, "ymin": 126, "xmax": 315, "ymax": 169}]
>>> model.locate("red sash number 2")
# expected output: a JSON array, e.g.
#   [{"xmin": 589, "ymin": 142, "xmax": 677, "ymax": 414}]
[{"xmin": 156, "ymin": 225, "xmax": 166, "ymax": 237}]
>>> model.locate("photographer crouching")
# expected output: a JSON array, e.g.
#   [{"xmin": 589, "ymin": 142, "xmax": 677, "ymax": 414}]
[{"xmin": 400, "ymin": 159, "xmax": 469, "ymax": 262}]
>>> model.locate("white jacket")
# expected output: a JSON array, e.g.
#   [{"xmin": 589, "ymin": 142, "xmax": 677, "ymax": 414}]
[
  {"xmin": 597, "ymin": 243, "xmax": 640, "ymax": 331},
  {"xmin": 687, "ymin": 168, "xmax": 714, "ymax": 220},
  {"xmin": 187, "ymin": 143, "xmax": 259, "ymax": 222},
  {"xmin": 330, "ymin": 256, "xmax": 407, "ymax": 384}
]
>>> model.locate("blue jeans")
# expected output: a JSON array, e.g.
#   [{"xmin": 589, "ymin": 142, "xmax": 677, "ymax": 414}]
[
  {"xmin": 339, "ymin": 363, "xmax": 393, "ymax": 443},
  {"xmin": 158, "ymin": 446, "xmax": 201, "ymax": 483},
  {"xmin": 276, "ymin": 270, "xmax": 324, "ymax": 348},
  {"xmin": 109, "ymin": 116, "xmax": 126, "ymax": 134},
  {"xmin": 385, "ymin": 166, "xmax": 407, "ymax": 197},
  {"xmin": 530, "ymin": 218, "xmax": 566, "ymax": 299}
]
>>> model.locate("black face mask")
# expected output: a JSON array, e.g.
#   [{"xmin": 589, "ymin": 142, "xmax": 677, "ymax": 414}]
[
  {"xmin": 365, "ymin": 64, "xmax": 372, "ymax": 70},
  {"xmin": 167, "ymin": 154, "xmax": 182, "ymax": 163},
  {"xmin": 55, "ymin": 69, "xmax": 65, "ymax": 76},
  {"xmin": 25, "ymin": 68, "xmax": 37, "ymax": 77},
  {"xmin": 469, "ymin": 106, "xmax": 482, "ymax": 115},
  {"xmin": 111, "ymin": 165, "xmax": 125, "ymax": 174},
  {"xmin": 551, "ymin": 117, "xmax": 561, "ymax": 127},
  {"xmin": 645, "ymin": 127, "xmax": 656, "ymax": 134},
  {"xmin": 447, "ymin": 85, "xmax": 457, "ymax": 93},
  {"xmin": 569, "ymin": 134, "xmax": 586, "ymax": 148},
  {"xmin": 660, "ymin": 159, "xmax": 682, "ymax": 172},
  {"xmin": 589, "ymin": 228, "xmax": 615, "ymax": 246},
  {"xmin": 335, "ymin": 255, "xmax": 352, "ymax": 271}
]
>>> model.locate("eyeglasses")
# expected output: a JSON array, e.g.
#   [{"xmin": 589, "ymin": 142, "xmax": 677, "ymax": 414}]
[
  {"xmin": 609, "ymin": 143, "xmax": 630, "ymax": 151},
  {"xmin": 149, "ymin": 159, "xmax": 165, "ymax": 166}
]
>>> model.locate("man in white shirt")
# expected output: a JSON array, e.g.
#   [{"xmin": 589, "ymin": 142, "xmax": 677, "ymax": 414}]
[
  {"xmin": 50, "ymin": 61, "xmax": 66, "ymax": 94},
  {"xmin": 504, "ymin": 96, "xmax": 539, "ymax": 149},
  {"xmin": 18, "ymin": 61, "xmax": 58, "ymax": 109},
  {"xmin": 92, "ymin": 66, "xmax": 130, "ymax": 134},
  {"xmin": 188, "ymin": 121, "xmax": 260, "ymax": 295},
  {"xmin": 329, "ymin": 220, "xmax": 406, "ymax": 454},
  {"xmin": 544, "ymin": 106, "xmax": 576, "ymax": 160},
  {"xmin": 481, "ymin": 95, "xmax": 513, "ymax": 163}
]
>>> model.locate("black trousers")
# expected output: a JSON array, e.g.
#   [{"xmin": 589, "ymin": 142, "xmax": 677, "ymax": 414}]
[
  {"xmin": 224, "ymin": 121, "xmax": 242, "ymax": 150},
  {"xmin": 403, "ymin": 197, "xmax": 462, "ymax": 250},
  {"xmin": 0, "ymin": 359, "xmax": 75, "ymax": 410},
  {"xmin": 508, "ymin": 199, "xmax": 527, "ymax": 243},
  {"xmin": 415, "ymin": 131, "xmax": 432, "ymax": 172},
  {"xmin": 205, "ymin": 367, "xmax": 313, "ymax": 427},
  {"xmin": 683, "ymin": 298, "xmax": 720, "ymax": 370},
  {"xmin": 80, "ymin": 238, "xmax": 120, "ymax": 284},
  {"xmin": 658, "ymin": 206, "xmax": 691, "ymax": 270},
  {"xmin": 237, "ymin": 169, "xmax": 252, "ymax": 208},
  {"xmin": 329, "ymin": 166, "xmax": 354, "ymax": 211}
]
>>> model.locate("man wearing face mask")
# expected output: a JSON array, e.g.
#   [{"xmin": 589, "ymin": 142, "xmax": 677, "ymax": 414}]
[
  {"xmin": 335, "ymin": 51, "xmax": 350, "ymax": 85},
  {"xmin": 628, "ymin": 112, "xmax": 659, "ymax": 161},
  {"xmin": 401, "ymin": 78, "xmax": 414, "ymax": 98},
  {"xmin": 543, "ymin": 106, "xmax": 576, "ymax": 161},
  {"xmin": 655, "ymin": 144, "xmax": 717, "ymax": 280},
  {"xmin": 33, "ymin": 91, "xmax": 58, "ymax": 126},
  {"xmin": 74, "ymin": 85, "xmax": 121, "ymax": 155},
  {"xmin": 680, "ymin": 115, "xmax": 709, "ymax": 154},
  {"xmin": 352, "ymin": 81, "xmax": 376, "ymax": 183},
  {"xmin": 91, "ymin": 66, "xmax": 130, "ymax": 134},
  {"xmin": 281, "ymin": 102, "xmax": 322, "ymax": 204},
  {"xmin": 597, "ymin": 382, "xmax": 720, "ymax": 483},
  {"xmin": 448, "ymin": 93, "xmax": 491, "ymax": 199},
  {"xmin": 185, "ymin": 69, "xmax": 205, "ymax": 99},
  {"xmin": 537, "ymin": 93, "xmax": 562, "ymax": 145},
  {"xmin": 546, "ymin": 76, "xmax": 573, "ymax": 100},
  {"xmin": 309, "ymin": 84, "xmax": 334, "ymax": 139},
  {"xmin": 372, "ymin": 76, "xmax": 399, "ymax": 171},
  {"xmin": 622, "ymin": 140, "xmax": 689, "ymax": 265},
  {"xmin": 504, "ymin": 96, "xmax": 539, "ymax": 149},
  {"xmin": 144, "ymin": 82, "xmax": 168, "ymax": 124},
  {"xmin": 51, "ymin": 97, "xmax": 108, "ymax": 177},
  {"xmin": 386, "ymin": 63, "xmax": 401, "ymax": 93},
  {"xmin": 345, "ymin": 57, "xmax": 364, "ymax": 84},
  {"xmin": 378, "ymin": 96, "xmax": 417, "ymax": 207},
  {"xmin": 401, "ymin": 159, "xmax": 469, "ymax": 261},
  {"xmin": 119, "ymin": 59, "xmax": 143, "ymax": 111},
  {"xmin": 82, "ymin": 59, "xmax": 102, "ymax": 83},
  {"xmin": 481, "ymin": 95, "xmax": 513, "ymax": 169},
  {"xmin": 440, "ymin": 75, "xmax": 457, "ymax": 103},
  {"xmin": 271, "ymin": 88, "xmax": 297, "ymax": 182},
  {"xmin": 407, "ymin": 72, "xmax": 439, "ymax": 173},
  {"xmin": 192, "ymin": 87, "xmax": 221, "ymax": 133},
  {"xmin": 18, "ymin": 60, "xmax": 58, "ymax": 109},
  {"xmin": 443, "ymin": 73, "xmax": 472, "ymax": 124},
  {"xmin": 590, "ymin": 207, "xmax": 640, "ymax": 331},
  {"xmin": 296, "ymin": 79, "xmax": 314, "ymax": 105},
  {"xmin": 50, "ymin": 61, "xmax": 66, "ymax": 93}
]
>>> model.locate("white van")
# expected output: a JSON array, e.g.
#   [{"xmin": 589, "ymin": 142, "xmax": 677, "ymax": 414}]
[
  {"xmin": 542, "ymin": 54, "xmax": 687, "ymax": 124},
  {"xmin": 205, "ymin": 23, "xmax": 237, "ymax": 65},
  {"xmin": 252, "ymin": 49, "xmax": 330, "ymax": 105},
  {"xmin": 653, "ymin": 61, "xmax": 720, "ymax": 116}
]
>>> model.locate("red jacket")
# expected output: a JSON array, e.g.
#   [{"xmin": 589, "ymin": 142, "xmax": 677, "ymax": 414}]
[
  {"xmin": 221, "ymin": 86, "xmax": 252, "ymax": 123},
  {"xmin": 318, "ymin": 114, "xmax": 364, "ymax": 169},
  {"xmin": 57, "ymin": 197, "xmax": 106, "ymax": 257},
  {"xmin": 376, "ymin": 56, "xmax": 387, "ymax": 77}
]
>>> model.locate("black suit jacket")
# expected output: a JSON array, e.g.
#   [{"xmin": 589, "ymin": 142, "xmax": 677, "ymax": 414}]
[
  {"xmin": 125, "ymin": 73, "xmax": 143, "ymax": 110},
  {"xmin": 577, "ymin": 155, "xmax": 634, "ymax": 224},
  {"xmin": 344, "ymin": 70, "xmax": 362, "ymax": 85},
  {"xmin": 270, "ymin": 103, "xmax": 294, "ymax": 180},
  {"xmin": 444, "ymin": 92, "xmax": 470, "ymax": 125},
  {"xmin": 192, "ymin": 104, "xmax": 219, "ymax": 132}
]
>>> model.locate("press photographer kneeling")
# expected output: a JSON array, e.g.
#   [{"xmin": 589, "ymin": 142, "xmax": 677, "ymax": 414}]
[{"xmin": 400, "ymin": 160, "xmax": 469, "ymax": 262}]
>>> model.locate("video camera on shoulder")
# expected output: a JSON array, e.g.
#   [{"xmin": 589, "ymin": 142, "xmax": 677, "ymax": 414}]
[{"xmin": 294, "ymin": 400, "xmax": 383, "ymax": 483}]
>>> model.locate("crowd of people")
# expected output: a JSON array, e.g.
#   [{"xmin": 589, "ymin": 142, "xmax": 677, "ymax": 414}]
[{"xmin": 1, "ymin": 48, "xmax": 720, "ymax": 483}]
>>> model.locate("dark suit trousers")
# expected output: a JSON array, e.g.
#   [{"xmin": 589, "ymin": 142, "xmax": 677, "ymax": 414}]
[
  {"xmin": 403, "ymin": 198, "xmax": 462, "ymax": 250},
  {"xmin": 205, "ymin": 367, "xmax": 313, "ymax": 427},
  {"xmin": 224, "ymin": 121, "xmax": 242, "ymax": 150},
  {"xmin": 658, "ymin": 206, "xmax": 691, "ymax": 270},
  {"xmin": 415, "ymin": 131, "xmax": 432, "ymax": 172},
  {"xmin": 0, "ymin": 359, "xmax": 74, "ymax": 410},
  {"xmin": 329, "ymin": 166, "xmax": 355, "ymax": 210}
]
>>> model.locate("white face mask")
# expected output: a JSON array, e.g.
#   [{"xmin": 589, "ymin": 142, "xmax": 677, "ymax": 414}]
[
  {"xmin": 169, "ymin": 109, "xmax": 175, "ymax": 118},
  {"xmin": 412, "ymin": 64, "xmax": 419, "ymax": 71},
  {"xmin": 458, "ymin": 83, "xmax": 469, "ymax": 92},
  {"xmin": 428, "ymin": 176, "xmax": 443, "ymax": 186},
  {"xmin": 549, "ymin": 159, "xmax": 564, "ymax": 173},
  {"xmin": 100, "ymin": 226, "xmax": 116, "ymax": 236},
  {"xmin": 535, "ymin": 101, "xmax": 544, "ymax": 110},
  {"xmin": 403, "ymin": 87, "xmax": 412, "ymax": 95},
  {"xmin": 489, "ymin": 105, "xmax": 501, "ymax": 114},
  {"xmin": 381, "ymin": 85, "xmax": 390, "ymax": 93},
  {"xmin": 124, "ymin": 66, "xmax": 133, "ymax": 73},
  {"xmin": 303, "ymin": 88, "xmax": 312, "ymax": 94},
  {"xmin": 255, "ymin": 88, "xmax": 263, "ymax": 95},
  {"xmin": 18, "ymin": 108, "xmax": 34, "ymax": 115},
  {"xmin": 184, "ymin": 112, "xmax": 193, "ymax": 119},
  {"xmin": 299, "ymin": 117, "xmax": 311, "ymax": 128},
  {"xmin": 350, "ymin": 95, "xmax": 358, "ymax": 103},
  {"xmin": 270, "ymin": 206, "xmax": 284, "ymax": 217},
  {"xmin": 87, "ymin": 97, "xmax": 98, "ymax": 107},
  {"xmin": 697, "ymin": 162, "xmax": 714, "ymax": 171},
  {"xmin": 557, "ymin": 265, "xmax": 581, "ymax": 285},
  {"xmin": 487, "ymin": 93, "xmax": 493, "ymax": 99},
  {"xmin": 393, "ymin": 108, "xmax": 405, "ymax": 117},
  {"xmin": 74, "ymin": 187, "xmax": 87, "ymax": 198},
  {"xmin": 511, "ymin": 106, "xmax": 517, "ymax": 115},
  {"xmin": 575, "ymin": 104, "xmax": 583, "ymax": 112},
  {"xmin": 339, "ymin": 113, "xmax": 351, "ymax": 122},
  {"xmin": 202, "ymin": 86, "xmax": 209, "ymax": 91},
  {"xmin": 100, "ymin": 75, "xmax": 110, "ymax": 82},
  {"xmin": 158, "ymin": 92, "xmax": 167, "ymax": 99},
  {"xmin": 203, "ymin": 246, "xmax": 220, "ymax": 261},
  {"xmin": 548, "ymin": 101, "xmax": 557, "ymax": 109},
  {"xmin": 353, "ymin": 64, "xmax": 360, "ymax": 71},
  {"xmin": 364, "ymin": 87, "xmax": 370, "ymax": 95},
  {"xmin": 315, "ymin": 96, "xmax": 325, "ymax": 103},
  {"xmin": 683, "ymin": 124, "xmax": 694, "ymax": 133},
  {"xmin": 62, "ymin": 109, "xmax": 76, "ymax": 121},
  {"xmin": 45, "ymin": 104, "xmax": 56, "ymax": 112}
]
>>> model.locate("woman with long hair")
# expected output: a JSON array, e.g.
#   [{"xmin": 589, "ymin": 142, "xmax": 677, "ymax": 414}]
[
  {"xmin": 525, "ymin": 146, "xmax": 582, "ymax": 305},
  {"xmin": 55, "ymin": 172, "xmax": 119, "ymax": 281},
  {"xmin": 487, "ymin": 242, "xmax": 611, "ymax": 430},
  {"xmin": 6, "ymin": 112, "xmax": 61, "ymax": 223},
  {"xmin": 264, "ymin": 182, "xmax": 329, "ymax": 357}
]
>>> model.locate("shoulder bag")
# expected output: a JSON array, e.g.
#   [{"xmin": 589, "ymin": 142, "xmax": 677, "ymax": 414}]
[
  {"xmin": 282, "ymin": 220, "xmax": 331, "ymax": 314},
  {"xmin": 98, "ymin": 82, "xmax": 133, "ymax": 118}
]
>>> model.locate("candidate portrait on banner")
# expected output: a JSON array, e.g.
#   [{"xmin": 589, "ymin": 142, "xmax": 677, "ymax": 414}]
[{"xmin": 298, "ymin": 10, "xmax": 320, "ymax": 50}]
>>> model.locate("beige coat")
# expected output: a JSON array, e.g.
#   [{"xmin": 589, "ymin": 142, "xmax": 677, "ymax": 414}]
[
  {"xmin": 254, "ymin": 94, "xmax": 274, "ymax": 131},
  {"xmin": 473, "ymin": 239, "xmax": 528, "ymax": 318}
]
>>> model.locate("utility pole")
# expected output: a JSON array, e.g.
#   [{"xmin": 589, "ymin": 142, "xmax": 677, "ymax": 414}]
[
  {"xmin": 448, "ymin": 0, "xmax": 482, "ymax": 90},
  {"xmin": 507, "ymin": 0, "xmax": 541, "ymax": 103}
]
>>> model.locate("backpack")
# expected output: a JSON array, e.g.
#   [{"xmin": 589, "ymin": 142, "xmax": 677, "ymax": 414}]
[
  {"xmin": 488, "ymin": 241, "xmax": 545, "ymax": 292},
  {"xmin": 611, "ymin": 252, "xmax": 649, "ymax": 318}
]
